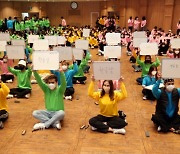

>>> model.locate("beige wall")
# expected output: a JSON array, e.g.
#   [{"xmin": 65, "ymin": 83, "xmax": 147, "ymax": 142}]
[{"xmin": 0, "ymin": 0, "xmax": 179, "ymax": 33}]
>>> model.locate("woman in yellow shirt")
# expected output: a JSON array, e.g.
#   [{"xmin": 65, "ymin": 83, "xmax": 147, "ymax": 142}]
[
  {"xmin": 88, "ymin": 76, "xmax": 128, "ymax": 134},
  {"xmin": 0, "ymin": 78, "xmax": 10, "ymax": 129}
]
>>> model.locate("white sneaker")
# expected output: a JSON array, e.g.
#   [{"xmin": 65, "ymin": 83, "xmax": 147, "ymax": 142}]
[
  {"xmin": 143, "ymin": 96, "xmax": 147, "ymax": 100},
  {"xmin": 6, "ymin": 94, "xmax": 14, "ymax": 99},
  {"xmin": 65, "ymin": 96, "xmax": 72, "ymax": 100},
  {"xmin": 113, "ymin": 128, "xmax": 126, "ymax": 135},
  {"xmin": 91, "ymin": 126, "xmax": 97, "ymax": 131},
  {"xmin": 6, "ymin": 79, "xmax": 13, "ymax": 83},
  {"xmin": 157, "ymin": 126, "xmax": 161, "ymax": 132},
  {"xmin": 25, "ymin": 94, "xmax": 30, "ymax": 99},
  {"xmin": 33, "ymin": 123, "xmax": 45, "ymax": 131},
  {"xmin": 31, "ymin": 80, "xmax": 37, "ymax": 84}
]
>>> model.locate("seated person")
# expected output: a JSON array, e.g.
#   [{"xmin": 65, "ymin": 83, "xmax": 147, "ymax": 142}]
[
  {"xmin": 32, "ymin": 66, "xmax": 66, "ymax": 131},
  {"xmin": 0, "ymin": 77, "xmax": 10, "ymax": 129},
  {"xmin": 151, "ymin": 74, "xmax": 180, "ymax": 134},
  {"xmin": 7, "ymin": 60, "xmax": 32, "ymax": 99},
  {"xmin": 88, "ymin": 76, "xmax": 127, "ymax": 135}
]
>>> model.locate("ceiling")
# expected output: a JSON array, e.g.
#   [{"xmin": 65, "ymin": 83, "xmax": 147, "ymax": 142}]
[{"xmin": 0, "ymin": 0, "xmax": 107, "ymax": 2}]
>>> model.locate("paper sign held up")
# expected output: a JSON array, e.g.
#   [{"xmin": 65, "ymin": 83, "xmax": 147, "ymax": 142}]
[
  {"xmin": 133, "ymin": 31, "xmax": 146, "ymax": 38},
  {"xmin": 11, "ymin": 39, "xmax": 25, "ymax": 46},
  {"xmin": 28, "ymin": 35, "xmax": 39, "ymax": 43},
  {"xmin": 0, "ymin": 33, "xmax": 10, "ymax": 41},
  {"xmin": 105, "ymin": 33, "xmax": 121, "ymax": 45},
  {"xmin": 171, "ymin": 38, "xmax": 180, "ymax": 49},
  {"xmin": 0, "ymin": 41, "xmax": 7, "ymax": 51},
  {"xmin": 57, "ymin": 36, "xmax": 66, "ymax": 45},
  {"xmin": 53, "ymin": 46, "xmax": 72, "ymax": 61},
  {"xmin": 33, "ymin": 40, "xmax": 49, "ymax": 51},
  {"xmin": 162, "ymin": 59, "xmax": 180, "ymax": 78},
  {"xmin": 93, "ymin": 61, "xmax": 120, "ymax": 80},
  {"xmin": 140, "ymin": 43, "xmax": 158, "ymax": 55},
  {"xmin": 72, "ymin": 48, "xmax": 84, "ymax": 60},
  {"xmin": 33, "ymin": 51, "xmax": 59, "ymax": 70},
  {"xmin": 45, "ymin": 36, "xmax": 58, "ymax": 45},
  {"xmin": 75, "ymin": 40, "xmax": 89, "ymax": 50},
  {"xmin": 83, "ymin": 29, "xmax": 90, "ymax": 37},
  {"xmin": 104, "ymin": 46, "xmax": 121, "ymax": 58},
  {"xmin": 133, "ymin": 38, "xmax": 147, "ymax": 47},
  {"xmin": 6, "ymin": 45, "xmax": 25, "ymax": 59}
]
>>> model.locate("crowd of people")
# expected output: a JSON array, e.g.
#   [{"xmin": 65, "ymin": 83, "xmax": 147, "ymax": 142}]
[{"xmin": 0, "ymin": 15, "xmax": 180, "ymax": 135}]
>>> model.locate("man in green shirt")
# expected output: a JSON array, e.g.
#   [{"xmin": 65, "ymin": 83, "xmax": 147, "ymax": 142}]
[
  {"xmin": 32, "ymin": 66, "xmax": 66, "ymax": 131},
  {"xmin": 8, "ymin": 60, "xmax": 32, "ymax": 98}
]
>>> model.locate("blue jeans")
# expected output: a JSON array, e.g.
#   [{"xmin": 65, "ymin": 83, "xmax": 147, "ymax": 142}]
[{"xmin": 32, "ymin": 110, "xmax": 65, "ymax": 128}]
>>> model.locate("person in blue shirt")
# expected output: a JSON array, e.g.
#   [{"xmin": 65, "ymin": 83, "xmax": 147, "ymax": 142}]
[
  {"xmin": 51, "ymin": 59, "xmax": 78, "ymax": 101},
  {"xmin": 152, "ymin": 73, "xmax": 180, "ymax": 134},
  {"xmin": 142, "ymin": 66, "xmax": 158, "ymax": 100},
  {"xmin": 7, "ymin": 17, "xmax": 14, "ymax": 32}
]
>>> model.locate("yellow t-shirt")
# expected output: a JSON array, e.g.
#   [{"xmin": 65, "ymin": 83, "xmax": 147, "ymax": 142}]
[
  {"xmin": 0, "ymin": 82, "xmax": 10, "ymax": 111},
  {"xmin": 88, "ymin": 81, "xmax": 127, "ymax": 117},
  {"xmin": 37, "ymin": 70, "xmax": 51, "ymax": 74}
]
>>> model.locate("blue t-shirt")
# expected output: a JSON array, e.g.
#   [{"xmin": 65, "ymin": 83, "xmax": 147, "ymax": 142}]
[
  {"xmin": 142, "ymin": 75, "xmax": 156, "ymax": 86},
  {"xmin": 7, "ymin": 20, "xmax": 14, "ymax": 29}
]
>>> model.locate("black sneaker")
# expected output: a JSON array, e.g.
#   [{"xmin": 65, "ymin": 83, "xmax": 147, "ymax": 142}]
[{"xmin": 0, "ymin": 121, "xmax": 4, "ymax": 129}]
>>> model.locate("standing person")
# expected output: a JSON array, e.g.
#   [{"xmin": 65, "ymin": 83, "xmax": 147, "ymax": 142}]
[
  {"xmin": 177, "ymin": 19, "xmax": 180, "ymax": 35},
  {"xmin": 133, "ymin": 17, "xmax": 140, "ymax": 31},
  {"xmin": 88, "ymin": 76, "xmax": 128, "ymax": 134},
  {"xmin": 151, "ymin": 73, "xmax": 180, "ymax": 134},
  {"xmin": 141, "ymin": 16, "xmax": 147, "ymax": 31},
  {"xmin": 7, "ymin": 16, "xmax": 14, "ymax": 34},
  {"xmin": 7, "ymin": 60, "xmax": 32, "ymax": 99},
  {"xmin": 127, "ymin": 16, "xmax": 134, "ymax": 32},
  {"xmin": 32, "ymin": 66, "xmax": 66, "ymax": 131},
  {"xmin": 61, "ymin": 17, "xmax": 67, "ymax": 28},
  {"xmin": 0, "ymin": 77, "xmax": 10, "ymax": 129}
]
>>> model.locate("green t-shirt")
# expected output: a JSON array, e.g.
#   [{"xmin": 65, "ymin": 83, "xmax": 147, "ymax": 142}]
[
  {"xmin": 33, "ymin": 71, "xmax": 66, "ymax": 111},
  {"xmin": 8, "ymin": 67, "xmax": 32, "ymax": 89}
]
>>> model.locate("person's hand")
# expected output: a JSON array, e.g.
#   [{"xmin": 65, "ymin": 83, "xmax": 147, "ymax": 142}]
[
  {"xmin": 72, "ymin": 55, "xmax": 76, "ymax": 63},
  {"xmin": 91, "ymin": 75, "xmax": 95, "ymax": 81},
  {"xmin": 157, "ymin": 71, "xmax": 162, "ymax": 80},
  {"xmin": 59, "ymin": 63, "xmax": 63, "ymax": 73},
  {"xmin": 119, "ymin": 76, "xmax": 124, "ymax": 83}
]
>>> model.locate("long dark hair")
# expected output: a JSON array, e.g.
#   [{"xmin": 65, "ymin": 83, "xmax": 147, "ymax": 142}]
[
  {"xmin": 100, "ymin": 80, "xmax": 114, "ymax": 101},
  {"xmin": 173, "ymin": 49, "xmax": 180, "ymax": 58},
  {"xmin": 148, "ymin": 66, "xmax": 158, "ymax": 80}
]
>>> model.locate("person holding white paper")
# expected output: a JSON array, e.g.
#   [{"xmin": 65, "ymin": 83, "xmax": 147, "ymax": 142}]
[
  {"xmin": 136, "ymin": 55, "xmax": 160, "ymax": 85},
  {"xmin": 32, "ymin": 66, "xmax": 66, "ymax": 131},
  {"xmin": 7, "ymin": 60, "xmax": 32, "ymax": 99},
  {"xmin": 51, "ymin": 59, "xmax": 78, "ymax": 101},
  {"xmin": 88, "ymin": 76, "xmax": 127, "ymax": 134},
  {"xmin": 167, "ymin": 49, "xmax": 180, "ymax": 59},
  {"xmin": 0, "ymin": 56, "xmax": 14, "ymax": 83},
  {"xmin": 142, "ymin": 66, "xmax": 158, "ymax": 100},
  {"xmin": 151, "ymin": 74, "xmax": 180, "ymax": 134}
]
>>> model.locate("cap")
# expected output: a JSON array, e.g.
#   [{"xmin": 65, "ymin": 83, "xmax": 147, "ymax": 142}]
[
  {"xmin": 18, "ymin": 60, "xmax": 26, "ymax": 67},
  {"xmin": 164, "ymin": 78, "xmax": 174, "ymax": 84}
]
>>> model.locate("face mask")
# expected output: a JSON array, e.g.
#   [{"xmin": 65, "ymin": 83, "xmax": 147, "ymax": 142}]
[
  {"xmin": 3, "ymin": 59, "xmax": 7, "ymax": 63},
  {"xmin": 152, "ymin": 71, "xmax": 157, "ymax": 76},
  {"xmin": 19, "ymin": 65, "xmax": 25, "ymax": 70},
  {"xmin": 62, "ymin": 65, "xmax": 68, "ymax": 71},
  {"xmin": 145, "ymin": 60, "xmax": 151, "ymax": 63},
  {"xmin": 166, "ymin": 85, "xmax": 175, "ymax": 92},
  {"xmin": 48, "ymin": 83, "xmax": 56, "ymax": 90},
  {"xmin": 175, "ymin": 50, "xmax": 179, "ymax": 54}
]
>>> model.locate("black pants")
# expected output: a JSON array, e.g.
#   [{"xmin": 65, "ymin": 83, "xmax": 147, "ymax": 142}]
[
  {"xmin": 73, "ymin": 76, "xmax": 87, "ymax": 84},
  {"xmin": 10, "ymin": 88, "xmax": 31, "ymax": 98},
  {"xmin": 142, "ymin": 89, "xmax": 156, "ymax": 100},
  {"xmin": 89, "ymin": 114, "xmax": 127, "ymax": 133},
  {"xmin": 152, "ymin": 114, "xmax": 180, "ymax": 132},
  {"xmin": 177, "ymin": 29, "xmax": 180, "ymax": 35},
  {"xmin": 64, "ymin": 87, "xmax": 74, "ymax": 97},
  {"xmin": 83, "ymin": 65, "xmax": 90, "ymax": 73},
  {"xmin": 1, "ymin": 74, "xmax": 14, "ymax": 83},
  {"xmin": 136, "ymin": 77, "xmax": 143, "ymax": 85},
  {"xmin": 0, "ymin": 110, "xmax": 8, "ymax": 122}
]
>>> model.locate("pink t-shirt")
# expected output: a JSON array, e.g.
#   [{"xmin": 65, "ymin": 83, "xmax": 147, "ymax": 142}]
[
  {"xmin": 141, "ymin": 20, "xmax": 147, "ymax": 27},
  {"xmin": 128, "ymin": 19, "xmax": 134, "ymax": 27},
  {"xmin": 134, "ymin": 20, "xmax": 140, "ymax": 29},
  {"xmin": 0, "ymin": 60, "xmax": 13, "ymax": 75},
  {"xmin": 62, "ymin": 19, "xmax": 66, "ymax": 26}
]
